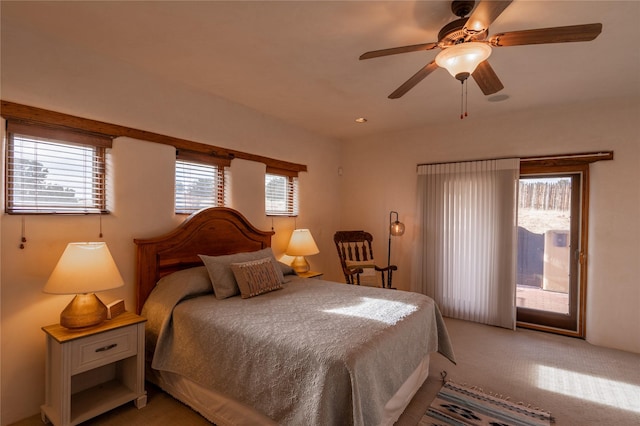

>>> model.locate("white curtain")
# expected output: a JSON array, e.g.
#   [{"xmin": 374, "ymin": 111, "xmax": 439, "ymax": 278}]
[{"xmin": 412, "ymin": 159, "xmax": 519, "ymax": 329}]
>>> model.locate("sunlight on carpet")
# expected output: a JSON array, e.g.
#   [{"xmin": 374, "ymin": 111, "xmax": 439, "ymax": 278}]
[{"xmin": 535, "ymin": 365, "xmax": 640, "ymax": 414}]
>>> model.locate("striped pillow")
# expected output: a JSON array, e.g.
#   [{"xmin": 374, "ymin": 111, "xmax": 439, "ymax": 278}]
[{"xmin": 231, "ymin": 257, "xmax": 283, "ymax": 298}]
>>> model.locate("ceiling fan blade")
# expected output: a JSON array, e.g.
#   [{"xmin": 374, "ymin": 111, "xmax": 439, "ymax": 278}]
[
  {"xmin": 488, "ymin": 23, "xmax": 602, "ymax": 46},
  {"xmin": 359, "ymin": 42, "xmax": 438, "ymax": 60},
  {"xmin": 464, "ymin": 0, "xmax": 513, "ymax": 36},
  {"xmin": 388, "ymin": 60, "xmax": 439, "ymax": 99},
  {"xmin": 472, "ymin": 60, "xmax": 504, "ymax": 95}
]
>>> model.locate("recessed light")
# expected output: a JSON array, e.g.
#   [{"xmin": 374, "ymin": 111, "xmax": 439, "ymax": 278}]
[{"xmin": 355, "ymin": 117, "xmax": 368, "ymax": 123}]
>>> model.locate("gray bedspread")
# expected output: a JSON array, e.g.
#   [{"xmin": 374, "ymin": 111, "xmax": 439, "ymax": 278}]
[{"xmin": 143, "ymin": 276, "xmax": 454, "ymax": 426}]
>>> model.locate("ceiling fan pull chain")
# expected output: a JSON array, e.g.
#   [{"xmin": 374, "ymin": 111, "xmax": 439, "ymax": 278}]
[
  {"xmin": 460, "ymin": 80, "xmax": 464, "ymax": 119},
  {"xmin": 465, "ymin": 78, "xmax": 469, "ymax": 118},
  {"xmin": 460, "ymin": 79, "xmax": 469, "ymax": 119}
]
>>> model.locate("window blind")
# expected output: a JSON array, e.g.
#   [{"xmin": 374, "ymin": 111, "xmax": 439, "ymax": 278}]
[
  {"xmin": 175, "ymin": 160, "xmax": 228, "ymax": 214},
  {"xmin": 6, "ymin": 122, "xmax": 109, "ymax": 214},
  {"xmin": 265, "ymin": 169, "xmax": 298, "ymax": 216}
]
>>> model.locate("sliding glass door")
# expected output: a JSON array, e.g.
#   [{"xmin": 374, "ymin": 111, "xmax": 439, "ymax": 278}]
[{"xmin": 516, "ymin": 168, "xmax": 587, "ymax": 336}]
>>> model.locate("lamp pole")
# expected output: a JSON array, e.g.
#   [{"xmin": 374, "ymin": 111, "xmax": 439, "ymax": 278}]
[
  {"xmin": 387, "ymin": 211, "xmax": 395, "ymax": 271},
  {"xmin": 387, "ymin": 211, "xmax": 405, "ymax": 288}
]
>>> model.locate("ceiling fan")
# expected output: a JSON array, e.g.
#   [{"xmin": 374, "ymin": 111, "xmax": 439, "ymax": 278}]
[{"xmin": 360, "ymin": 0, "xmax": 602, "ymax": 99}]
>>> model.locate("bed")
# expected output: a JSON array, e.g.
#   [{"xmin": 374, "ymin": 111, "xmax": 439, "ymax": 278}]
[{"xmin": 135, "ymin": 207, "xmax": 455, "ymax": 426}]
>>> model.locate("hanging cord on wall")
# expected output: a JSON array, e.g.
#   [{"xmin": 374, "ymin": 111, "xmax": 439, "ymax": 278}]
[
  {"xmin": 99, "ymin": 212, "xmax": 104, "ymax": 238},
  {"xmin": 271, "ymin": 216, "xmax": 274, "ymax": 232},
  {"xmin": 20, "ymin": 216, "xmax": 27, "ymax": 249}
]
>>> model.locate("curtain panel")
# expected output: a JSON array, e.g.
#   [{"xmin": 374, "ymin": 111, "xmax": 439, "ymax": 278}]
[{"xmin": 413, "ymin": 158, "xmax": 520, "ymax": 329}]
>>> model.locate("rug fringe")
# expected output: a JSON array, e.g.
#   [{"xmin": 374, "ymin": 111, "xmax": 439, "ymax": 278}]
[{"xmin": 438, "ymin": 372, "xmax": 555, "ymax": 420}]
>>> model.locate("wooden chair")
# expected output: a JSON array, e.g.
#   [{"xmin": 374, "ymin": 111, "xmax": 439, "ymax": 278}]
[{"xmin": 333, "ymin": 230, "xmax": 397, "ymax": 288}]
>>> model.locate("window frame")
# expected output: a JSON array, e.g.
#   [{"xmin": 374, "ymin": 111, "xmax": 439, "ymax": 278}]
[
  {"xmin": 175, "ymin": 150, "xmax": 230, "ymax": 215},
  {"xmin": 265, "ymin": 167, "xmax": 299, "ymax": 217},
  {"xmin": 5, "ymin": 121, "xmax": 111, "ymax": 215},
  {"xmin": 516, "ymin": 152, "xmax": 612, "ymax": 337},
  {"xmin": 516, "ymin": 168, "xmax": 586, "ymax": 336}
]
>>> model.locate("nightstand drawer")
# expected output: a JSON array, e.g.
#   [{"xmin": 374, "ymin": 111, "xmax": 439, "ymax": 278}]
[{"xmin": 70, "ymin": 326, "xmax": 137, "ymax": 375}]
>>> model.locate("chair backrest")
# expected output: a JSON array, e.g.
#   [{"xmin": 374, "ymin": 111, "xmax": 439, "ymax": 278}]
[{"xmin": 333, "ymin": 231, "xmax": 376, "ymax": 284}]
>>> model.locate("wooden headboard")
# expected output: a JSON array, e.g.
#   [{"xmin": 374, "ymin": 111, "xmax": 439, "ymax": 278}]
[{"xmin": 134, "ymin": 207, "xmax": 274, "ymax": 313}]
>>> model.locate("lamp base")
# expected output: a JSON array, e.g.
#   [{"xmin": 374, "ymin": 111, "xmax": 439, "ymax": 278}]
[
  {"xmin": 60, "ymin": 293, "xmax": 108, "ymax": 329},
  {"xmin": 291, "ymin": 256, "xmax": 310, "ymax": 274}
]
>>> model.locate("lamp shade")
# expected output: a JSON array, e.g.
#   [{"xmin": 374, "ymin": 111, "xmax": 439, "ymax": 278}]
[
  {"xmin": 44, "ymin": 242, "xmax": 124, "ymax": 294},
  {"xmin": 435, "ymin": 42, "xmax": 492, "ymax": 81},
  {"xmin": 390, "ymin": 221, "xmax": 405, "ymax": 236},
  {"xmin": 285, "ymin": 229, "xmax": 319, "ymax": 256}
]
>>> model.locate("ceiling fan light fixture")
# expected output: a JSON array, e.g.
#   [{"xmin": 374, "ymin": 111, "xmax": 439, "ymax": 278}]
[{"xmin": 435, "ymin": 42, "xmax": 492, "ymax": 81}]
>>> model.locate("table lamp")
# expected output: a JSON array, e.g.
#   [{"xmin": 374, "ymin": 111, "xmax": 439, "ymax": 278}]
[
  {"xmin": 286, "ymin": 229, "xmax": 320, "ymax": 273},
  {"xmin": 44, "ymin": 242, "xmax": 124, "ymax": 329}
]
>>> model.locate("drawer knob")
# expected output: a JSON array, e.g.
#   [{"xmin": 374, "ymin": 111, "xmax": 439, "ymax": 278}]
[{"xmin": 95, "ymin": 343, "xmax": 118, "ymax": 353}]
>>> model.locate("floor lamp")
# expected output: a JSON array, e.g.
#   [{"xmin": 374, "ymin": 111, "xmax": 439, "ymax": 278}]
[{"xmin": 387, "ymin": 211, "xmax": 405, "ymax": 288}]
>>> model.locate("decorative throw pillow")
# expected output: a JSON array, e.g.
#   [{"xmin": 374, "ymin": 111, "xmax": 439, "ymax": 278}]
[
  {"xmin": 231, "ymin": 257, "xmax": 283, "ymax": 298},
  {"xmin": 345, "ymin": 259, "xmax": 376, "ymax": 270},
  {"xmin": 199, "ymin": 248, "xmax": 284, "ymax": 299},
  {"xmin": 345, "ymin": 259, "xmax": 379, "ymax": 287}
]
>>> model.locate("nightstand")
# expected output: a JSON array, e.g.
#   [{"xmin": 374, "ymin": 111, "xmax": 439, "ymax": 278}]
[
  {"xmin": 297, "ymin": 270, "xmax": 323, "ymax": 279},
  {"xmin": 41, "ymin": 312, "xmax": 147, "ymax": 426}
]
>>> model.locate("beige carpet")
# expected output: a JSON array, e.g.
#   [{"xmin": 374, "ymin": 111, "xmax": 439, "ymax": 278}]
[
  {"xmin": 12, "ymin": 318, "xmax": 640, "ymax": 426},
  {"xmin": 399, "ymin": 318, "xmax": 640, "ymax": 426}
]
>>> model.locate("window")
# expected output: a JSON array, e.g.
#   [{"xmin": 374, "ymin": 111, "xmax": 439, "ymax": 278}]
[
  {"xmin": 175, "ymin": 151, "xmax": 230, "ymax": 214},
  {"xmin": 265, "ymin": 168, "xmax": 298, "ymax": 216},
  {"xmin": 5, "ymin": 121, "xmax": 110, "ymax": 214}
]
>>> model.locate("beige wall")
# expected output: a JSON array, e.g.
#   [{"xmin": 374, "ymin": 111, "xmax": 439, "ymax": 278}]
[
  {"xmin": 0, "ymin": 133, "xmax": 341, "ymax": 425},
  {"xmin": 339, "ymin": 97, "xmax": 640, "ymax": 354},
  {"xmin": 0, "ymin": 132, "xmax": 342, "ymax": 425},
  {"xmin": 2, "ymin": 10, "xmax": 639, "ymax": 425},
  {"xmin": 0, "ymin": 22, "xmax": 342, "ymax": 424}
]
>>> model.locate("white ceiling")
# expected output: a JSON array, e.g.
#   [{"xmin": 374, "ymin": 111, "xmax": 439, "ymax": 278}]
[{"xmin": 2, "ymin": 1, "xmax": 639, "ymax": 140}]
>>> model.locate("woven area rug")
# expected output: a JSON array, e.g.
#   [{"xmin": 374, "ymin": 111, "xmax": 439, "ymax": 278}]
[{"xmin": 421, "ymin": 381, "xmax": 554, "ymax": 426}]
